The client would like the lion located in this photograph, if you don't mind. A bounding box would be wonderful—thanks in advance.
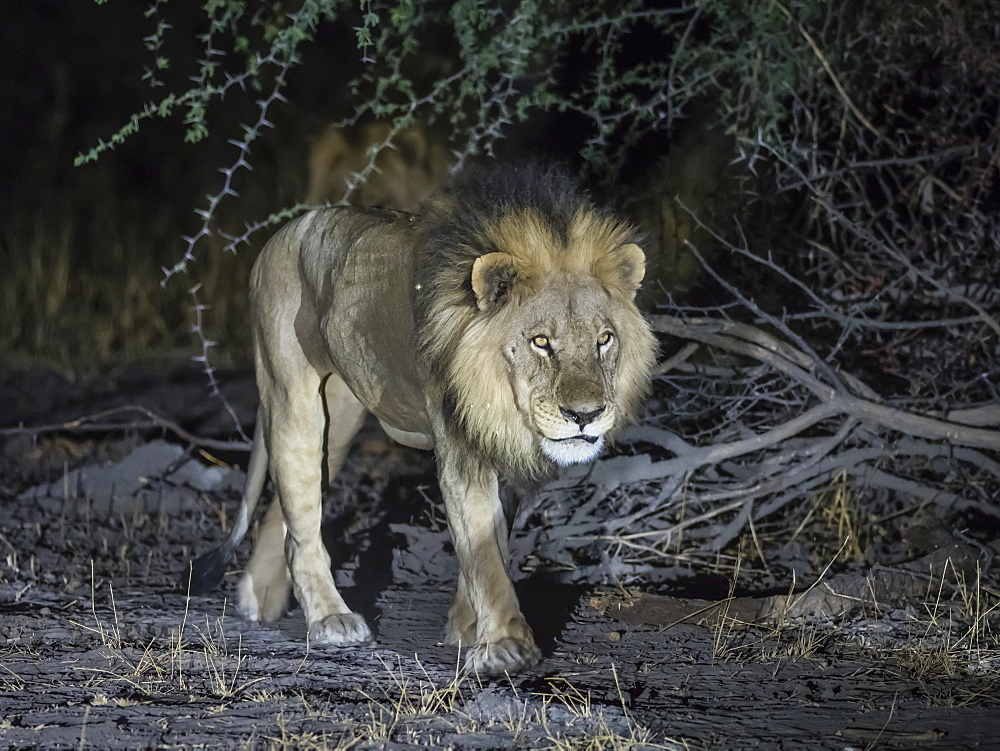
[306,122,451,211]
[189,163,658,675]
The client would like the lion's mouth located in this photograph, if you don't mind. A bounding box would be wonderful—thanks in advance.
[540,434,605,466]
[551,434,600,444]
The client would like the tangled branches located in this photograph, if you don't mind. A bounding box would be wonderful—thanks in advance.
[522,311,1000,583]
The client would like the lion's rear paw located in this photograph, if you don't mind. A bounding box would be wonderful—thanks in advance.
[308,613,373,645]
[237,571,291,623]
[445,601,477,646]
[464,637,542,675]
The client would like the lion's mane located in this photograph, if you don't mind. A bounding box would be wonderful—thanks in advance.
[414,164,657,480]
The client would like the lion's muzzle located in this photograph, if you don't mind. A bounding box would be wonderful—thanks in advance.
[559,404,606,428]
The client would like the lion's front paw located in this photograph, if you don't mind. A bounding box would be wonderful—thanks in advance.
[308,613,374,645]
[464,637,542,675]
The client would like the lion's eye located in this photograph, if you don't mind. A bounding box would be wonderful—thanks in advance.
[531,335,550,350]
[597,331,613,347]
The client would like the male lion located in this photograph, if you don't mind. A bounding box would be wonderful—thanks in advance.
[189,164,657,674]
[306,122,451,211]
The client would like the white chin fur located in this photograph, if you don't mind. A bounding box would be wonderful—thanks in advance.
[541,436,605,466]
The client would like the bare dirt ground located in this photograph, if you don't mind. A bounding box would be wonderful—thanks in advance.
[2,363,999,749]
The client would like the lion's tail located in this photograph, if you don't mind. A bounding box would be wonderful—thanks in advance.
[185,418,269,595]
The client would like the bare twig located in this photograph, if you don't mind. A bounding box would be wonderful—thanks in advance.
[0,405,252,453]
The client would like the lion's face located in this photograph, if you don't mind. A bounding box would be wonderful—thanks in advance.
[499,273,629,466]
[438,215,658,478]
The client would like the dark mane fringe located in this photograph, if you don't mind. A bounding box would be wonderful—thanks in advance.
[419,162,595,255]
[413,162,636,349]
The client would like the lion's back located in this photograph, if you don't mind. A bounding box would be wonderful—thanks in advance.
[252,207,430,429]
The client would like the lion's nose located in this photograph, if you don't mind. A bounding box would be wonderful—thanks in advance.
[560,405,606,428]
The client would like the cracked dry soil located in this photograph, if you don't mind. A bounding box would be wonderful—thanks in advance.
[1,364,999,749]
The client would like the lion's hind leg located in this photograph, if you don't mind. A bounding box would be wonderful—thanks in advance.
[238,497,291,622]
[263,370,370,644]
[445,574,477,647]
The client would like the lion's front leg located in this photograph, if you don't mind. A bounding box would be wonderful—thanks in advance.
[445,483,534,648]
[436,446,541,674]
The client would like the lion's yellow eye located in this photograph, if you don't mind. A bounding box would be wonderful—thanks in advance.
[531,335,550,349]
[597,331,613,346]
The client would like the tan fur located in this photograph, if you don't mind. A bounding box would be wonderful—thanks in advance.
[222,168,657,675]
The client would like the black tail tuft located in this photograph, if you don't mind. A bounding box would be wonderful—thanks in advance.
[185,545,234,595]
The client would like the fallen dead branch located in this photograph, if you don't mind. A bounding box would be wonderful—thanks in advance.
[0,405,253,453]
[527,307,1000,580]
[591,525,994,628]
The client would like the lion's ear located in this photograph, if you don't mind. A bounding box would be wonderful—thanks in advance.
[616,243,646,298]
[471,252,519,312]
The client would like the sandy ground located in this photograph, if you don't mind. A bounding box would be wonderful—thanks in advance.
[2,364,999,749]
